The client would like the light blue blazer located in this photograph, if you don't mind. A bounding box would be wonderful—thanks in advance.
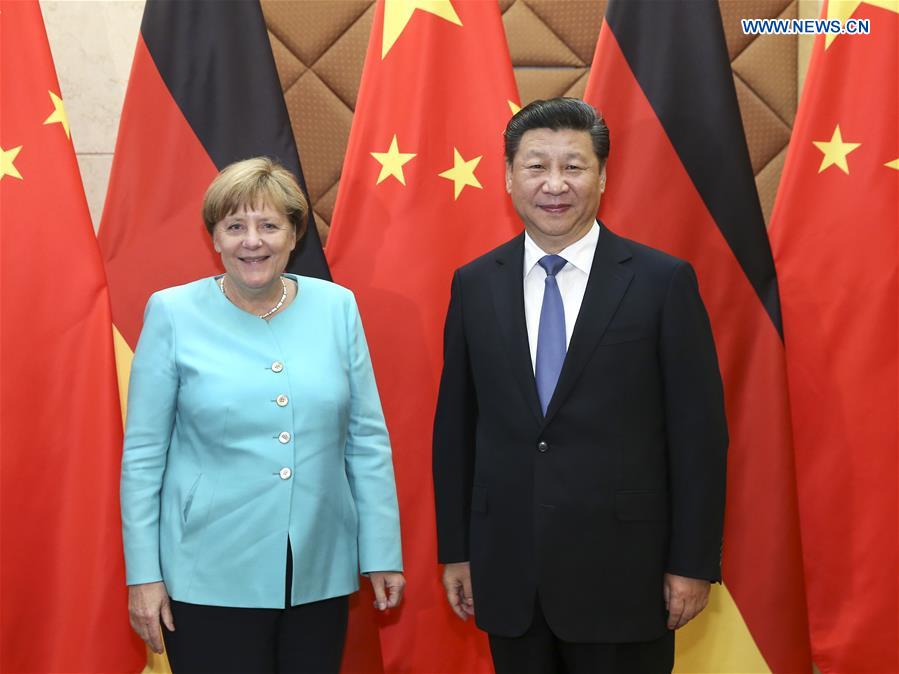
[121,274,402,608]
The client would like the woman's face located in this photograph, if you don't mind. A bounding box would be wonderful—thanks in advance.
[212,203,296,295]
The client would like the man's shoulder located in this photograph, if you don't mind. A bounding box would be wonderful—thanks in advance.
[605,226,689,273]
[449,226,690,280]
[455,232,524,278]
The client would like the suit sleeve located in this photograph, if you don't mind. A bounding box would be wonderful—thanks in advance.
[343,293,403,574]
[660,262,728,581]
[432,270,478,564]
[120,293,178,585]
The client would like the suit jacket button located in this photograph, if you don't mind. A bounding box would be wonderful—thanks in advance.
[537,441,549,452]
[279,467,292,480]
[271,361,284,373]
[276,394,289,407]
[278,431,291,444]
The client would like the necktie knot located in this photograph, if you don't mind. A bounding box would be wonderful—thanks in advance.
[538,254,567,278]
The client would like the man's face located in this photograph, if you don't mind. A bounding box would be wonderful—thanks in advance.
[505,128,605,253]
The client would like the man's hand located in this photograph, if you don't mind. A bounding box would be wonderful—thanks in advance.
[442,561,475,620]
[370,572,405,611]
[663,573,710,630]
[128,581,174,654]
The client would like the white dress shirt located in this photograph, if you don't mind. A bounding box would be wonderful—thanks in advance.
[523,222,600,373]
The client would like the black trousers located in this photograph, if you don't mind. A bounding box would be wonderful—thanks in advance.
[162,595,348,674]
[162,542,348,673]
[488,599,674,674]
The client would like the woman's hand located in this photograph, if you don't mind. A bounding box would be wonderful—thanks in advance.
[128,581,174,654]
[369,572,405,611]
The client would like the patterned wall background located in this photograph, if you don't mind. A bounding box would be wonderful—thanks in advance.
[262,0,799,245]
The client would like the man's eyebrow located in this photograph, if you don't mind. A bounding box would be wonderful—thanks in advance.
[520,149,590,159]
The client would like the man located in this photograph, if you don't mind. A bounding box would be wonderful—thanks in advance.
[432,98,727,673]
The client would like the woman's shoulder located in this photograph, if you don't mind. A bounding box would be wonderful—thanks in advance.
[285,274,355,305]
[146,277,217,310]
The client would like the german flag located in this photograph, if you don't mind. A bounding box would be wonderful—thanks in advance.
[584,2,812,672]
[100,0,328,352]
[98,2,330,671]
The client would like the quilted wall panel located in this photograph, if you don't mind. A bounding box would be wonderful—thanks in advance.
[263,0,799,244]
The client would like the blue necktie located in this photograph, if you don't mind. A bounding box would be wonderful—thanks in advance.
[535,255,568,415]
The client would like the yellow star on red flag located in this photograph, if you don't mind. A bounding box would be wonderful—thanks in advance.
[438,147,482,199]
[812,125,861,174]
[43,91,71,139]
[825,0,899,48]
[1,145,24,181]
[382,0,462,58]
[371,134,417,185]
[885,158,899,170]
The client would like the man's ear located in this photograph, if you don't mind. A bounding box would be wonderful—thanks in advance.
[505,162,512,193]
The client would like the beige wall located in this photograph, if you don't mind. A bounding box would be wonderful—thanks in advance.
[41,0,145,232]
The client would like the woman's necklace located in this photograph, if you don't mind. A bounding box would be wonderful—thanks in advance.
[218,275,287,319]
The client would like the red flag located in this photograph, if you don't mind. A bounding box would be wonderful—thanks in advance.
[327,1,519,671]
[584,2,811,672]
[0,2,144,671]
[769,3,899,672]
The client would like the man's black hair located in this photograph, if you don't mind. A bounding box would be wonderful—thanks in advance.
[504,97,609,165]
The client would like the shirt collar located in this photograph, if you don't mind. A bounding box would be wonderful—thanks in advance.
[523,221,601,277]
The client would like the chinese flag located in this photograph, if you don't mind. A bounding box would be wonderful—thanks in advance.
[769,3,899,672]
[584,2,811,672]
[326,1,519,671]
[0,2,144,672]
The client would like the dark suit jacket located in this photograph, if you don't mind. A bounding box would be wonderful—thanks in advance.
[433,225,727,642]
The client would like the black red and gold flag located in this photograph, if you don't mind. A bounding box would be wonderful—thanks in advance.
[0,2,144,672]
[100,0,329,352]
[98,2,331,671]
[584,2,812,672]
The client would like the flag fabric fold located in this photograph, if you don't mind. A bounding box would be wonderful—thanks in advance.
[0,2,144,672]
[584,2,812,672]
[327,1,520,671]
[769,3,898,672]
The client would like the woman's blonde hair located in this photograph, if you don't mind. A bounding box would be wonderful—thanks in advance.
[202,157,309,239]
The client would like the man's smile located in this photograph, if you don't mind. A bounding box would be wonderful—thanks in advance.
[538,204,571,214]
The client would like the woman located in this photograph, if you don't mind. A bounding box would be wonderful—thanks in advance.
[121,157,404,673]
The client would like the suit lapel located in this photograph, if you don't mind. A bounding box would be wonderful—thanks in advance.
[489,234,544,424]
[542,227,634,427]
